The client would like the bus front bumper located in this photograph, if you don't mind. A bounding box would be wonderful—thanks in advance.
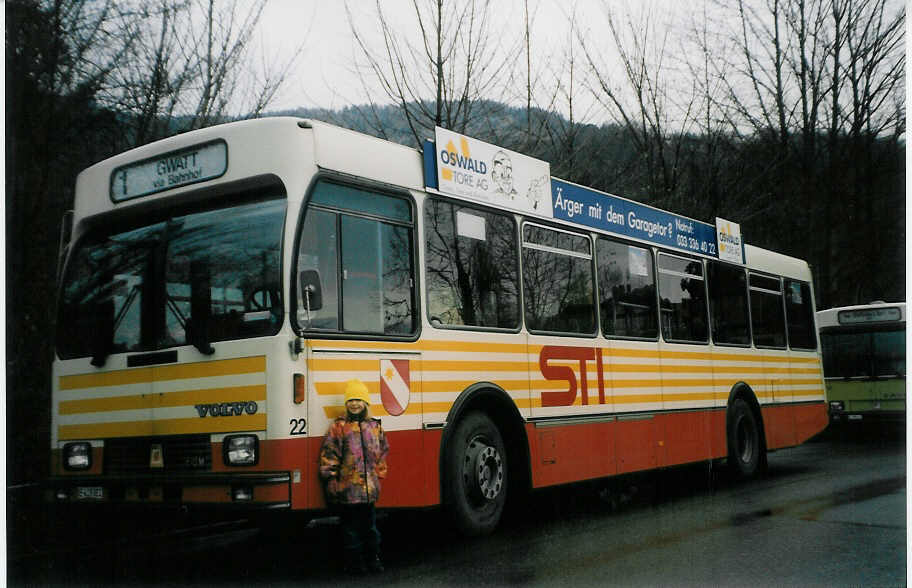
[47,472,291,510]
[828,400,906,424]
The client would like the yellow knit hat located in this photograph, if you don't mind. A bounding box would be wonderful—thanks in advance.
[344,379,370,404]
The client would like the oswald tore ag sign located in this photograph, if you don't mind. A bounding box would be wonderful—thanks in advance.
[430,127,552,217]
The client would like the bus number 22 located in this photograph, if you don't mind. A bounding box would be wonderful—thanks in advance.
[289,418,307,436]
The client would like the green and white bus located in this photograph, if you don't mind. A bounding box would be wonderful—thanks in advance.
[817,302,906,425]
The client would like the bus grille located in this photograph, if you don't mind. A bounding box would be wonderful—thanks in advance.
[104,435,212,473]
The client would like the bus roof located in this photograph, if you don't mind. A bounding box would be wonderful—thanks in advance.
[72,116,811,280]
[816,302,907,329]
[74,117,423,221]
[817,302,906,330]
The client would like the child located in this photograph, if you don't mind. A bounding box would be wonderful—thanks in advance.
[319,379,390,574]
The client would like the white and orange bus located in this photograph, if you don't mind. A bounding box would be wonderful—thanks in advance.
[50,118,827,534]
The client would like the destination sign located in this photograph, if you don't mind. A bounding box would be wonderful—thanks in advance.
[837,307,902,325]
[550,179,720,258]
[110,140,227,202]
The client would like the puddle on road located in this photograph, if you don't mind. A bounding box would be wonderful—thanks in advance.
[727,476,906,527]
[796,476,906,523]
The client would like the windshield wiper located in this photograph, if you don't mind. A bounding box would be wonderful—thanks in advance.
[166,291,214,355]
[187,260,215,355]
[90,298,115,367]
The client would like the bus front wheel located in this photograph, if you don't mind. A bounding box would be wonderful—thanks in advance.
[727,398,765,478]
[445,411,508,536]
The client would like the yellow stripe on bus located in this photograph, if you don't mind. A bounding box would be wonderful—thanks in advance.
[417,360,530,372]
[308,358,379,371]
[314,376,822,397]
[58,384,267,415]
[309,339,528,353]
[59,356,266,391]
[59,367,154,391]
[306,361,820,378]
[152,357,266,382]
[57,414,267,440]
[318,388,823,416]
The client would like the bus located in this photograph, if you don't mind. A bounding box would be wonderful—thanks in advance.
[817,302,906,426]
[49,117,828,535]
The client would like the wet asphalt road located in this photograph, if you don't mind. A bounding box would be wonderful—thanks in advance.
[10,429,906,587]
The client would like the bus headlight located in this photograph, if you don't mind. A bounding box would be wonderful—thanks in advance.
[829,401,845,412]
[224,435,258,466]
[63,442,92,471]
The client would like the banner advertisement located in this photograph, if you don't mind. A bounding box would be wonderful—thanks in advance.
[551,178,719,258]
[433,127,551,216]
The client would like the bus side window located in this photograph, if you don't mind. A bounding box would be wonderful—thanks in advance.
[657,253,708,343]
[596,238,658,339]
[521,224,596,335]
[873,329,906,377]
[749,273,786,348]
[296,207,340,330]
[707,261,750,345]
[424,198,519,329]
[784,280,816,350]
[295,181,416,336]
[341,215,414,334]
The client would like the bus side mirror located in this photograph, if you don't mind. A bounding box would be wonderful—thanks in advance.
[299,269,323,311]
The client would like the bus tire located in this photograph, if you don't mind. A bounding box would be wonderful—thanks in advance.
[727,398,764,478]
[445,411,508,536]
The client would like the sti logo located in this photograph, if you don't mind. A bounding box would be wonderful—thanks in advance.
[538,346,608,407]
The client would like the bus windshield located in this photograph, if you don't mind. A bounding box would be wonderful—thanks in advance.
[820,327,906,379]
[57,196,286,360]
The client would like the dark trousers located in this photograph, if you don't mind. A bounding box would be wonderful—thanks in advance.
[338,503,380,561]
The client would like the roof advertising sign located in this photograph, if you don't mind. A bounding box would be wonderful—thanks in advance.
[432,127,551,216]
[716,217,745,264]
[423,129,739,261]
[550,178,720,258]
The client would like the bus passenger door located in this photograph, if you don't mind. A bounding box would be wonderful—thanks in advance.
[306,347,424,507]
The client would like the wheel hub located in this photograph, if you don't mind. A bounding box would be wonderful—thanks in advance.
[737,416,755,463]
[463,437,504,501]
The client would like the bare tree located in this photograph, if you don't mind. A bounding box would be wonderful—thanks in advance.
[704,0,904,306]
[581,2,699,208]
[101,0,303,145]
[539,5,602,183]
[345,0,518,146]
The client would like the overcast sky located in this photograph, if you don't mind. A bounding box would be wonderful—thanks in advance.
[255,0,699,115]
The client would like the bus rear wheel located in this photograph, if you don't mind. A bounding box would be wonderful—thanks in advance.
[445,411,507,536]
[727,398,765,478]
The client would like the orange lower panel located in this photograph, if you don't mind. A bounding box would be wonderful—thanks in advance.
[761,403,828,449]
[530,403,827,489]
[790,402,829,445]
[232,429,443,510]
[50,403,827,509]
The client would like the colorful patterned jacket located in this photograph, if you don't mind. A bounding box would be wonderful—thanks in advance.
[319,416,389,505]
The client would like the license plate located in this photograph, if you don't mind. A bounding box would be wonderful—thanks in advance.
[76,486,104,500]
[847,414,863,421]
